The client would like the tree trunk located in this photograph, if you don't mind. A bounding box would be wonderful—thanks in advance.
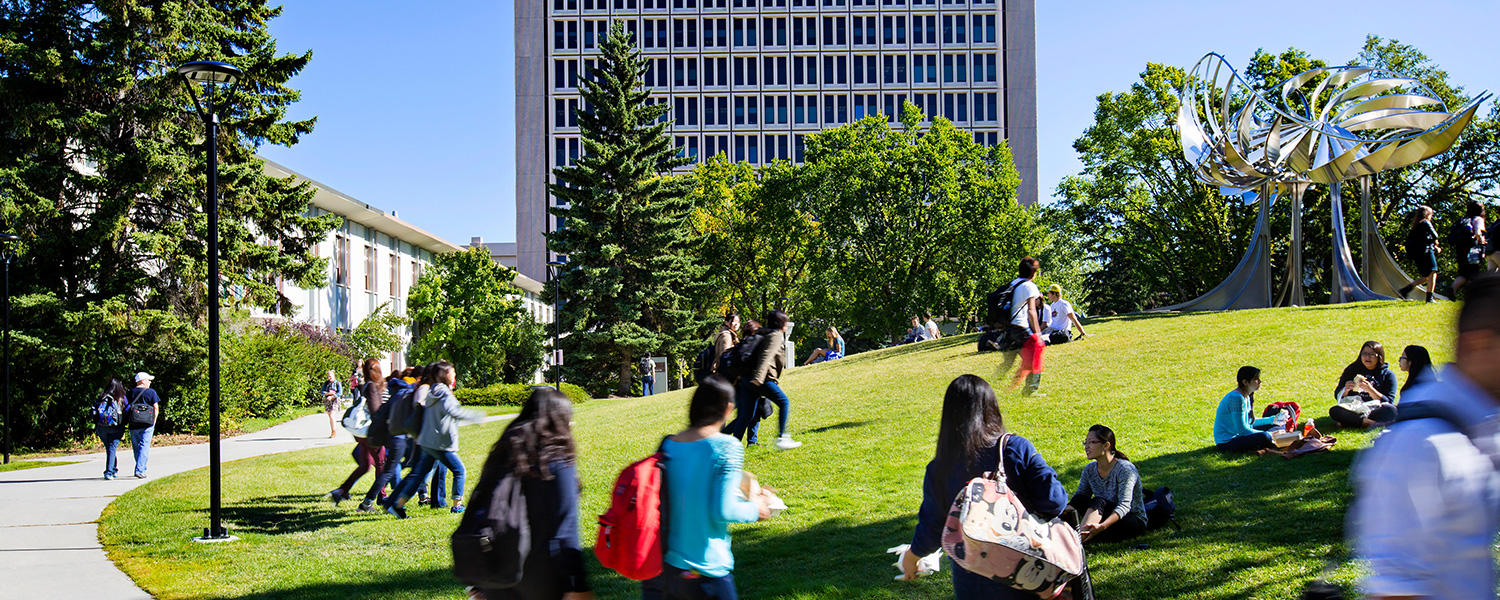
[618,354,632,397]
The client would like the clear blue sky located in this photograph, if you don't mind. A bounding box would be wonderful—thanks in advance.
[260,1,1500,245]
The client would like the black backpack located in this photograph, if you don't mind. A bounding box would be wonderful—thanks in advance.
[984,279,1023,329]
[386,384,420,436]
[716,331,765,383]
[125,388,156,428]
[692,343,717,383]
[1141,486,1179,531]
[366,398,393,446]
[1447,220,1475,251]
[452,473,530,589]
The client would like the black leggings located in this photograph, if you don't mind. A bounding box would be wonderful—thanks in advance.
[1216,432,1274,453]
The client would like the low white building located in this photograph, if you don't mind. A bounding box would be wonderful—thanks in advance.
[255,158,464,370]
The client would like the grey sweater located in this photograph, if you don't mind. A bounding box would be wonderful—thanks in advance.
[1073,458,1146,522]
[415,383,485,452]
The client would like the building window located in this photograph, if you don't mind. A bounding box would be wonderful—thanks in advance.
[792,16,817,47]
[941,92,968,122]
[705,56,729,87]
[582,19,610,49]
[941,14,966,44]
[793,94,818,124]
[764,95,790,124]
[334,235,349,286]
[974,53,998,82]
[733,17,757,47]
[763,56,788,86]
[913,92,938,119]
[822,94,848,124]
[733,56,758,87]
[883,93,905,121]
[674,96,700,125]
[643,18,669,48]
[553,59,579,90]
[704,96,730,126]
[673,17,698,48]
[675,135,700,159]
[822,16,847,46]
[553,0,579,10]
[882,15,906,45]
[853,54,878,85]
[794,133,806,162]
[704,17,728,48]
[913,54,937,83]
[975,92,999,122]
[912,14,937,45]
[646,58,669,88]
[822,55,847,86]
[389,254,399,296]
[943,53,967,83]
[762,16,787,47]
[793,55,818,85]
[974,13,997,43]
[734,95,760,125]
[733,134,759,162]
[704,134,730,160]
[852,15,877,46]
[853,93,879,120]
[673,57,699,87]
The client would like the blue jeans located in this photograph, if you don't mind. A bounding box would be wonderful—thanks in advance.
[643,377,655,396]
[726,380,790,444]
[365,435,406,503]
[393,446,466,504]
[129,426,154,476]
[641,566,738,600]
[98,428,123,478]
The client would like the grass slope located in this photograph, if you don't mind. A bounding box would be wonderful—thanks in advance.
[100,301,1454,600]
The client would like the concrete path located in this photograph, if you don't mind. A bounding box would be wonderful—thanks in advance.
[0,411,514,599]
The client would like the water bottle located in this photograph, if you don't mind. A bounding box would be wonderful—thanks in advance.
[1303,417,1316,437]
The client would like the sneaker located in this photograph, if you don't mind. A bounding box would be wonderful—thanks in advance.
[103,474,115,481]
[356,500,377,513]
[326,489,349,506]
[774,436,802,450]
[134,473,147,479]
[451,504,466,514]
[386,504,408,519]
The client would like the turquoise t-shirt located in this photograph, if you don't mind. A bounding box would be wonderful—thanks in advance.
[1213,390,1275,445]
[662,434,760,577]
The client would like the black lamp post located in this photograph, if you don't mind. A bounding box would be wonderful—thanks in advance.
[177,60,242,543]
[1,232,17,465]
[547,259,566,386]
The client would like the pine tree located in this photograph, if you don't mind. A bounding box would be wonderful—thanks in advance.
[547,22,709,396]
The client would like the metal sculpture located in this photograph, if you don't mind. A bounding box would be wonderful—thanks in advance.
[1166,53,1489,311]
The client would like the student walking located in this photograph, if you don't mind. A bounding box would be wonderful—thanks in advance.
[643,376,772,600]
[387,361,485,518]
[725,310,801,450]
[1399,205,1441,302]
[1454,200,1489,295]
[899,374,1069,599]
[997,257,1047,395]
[640,356,656,397]
[1068,425,1147,544]
[125,372,161,478]
[328,359,387,506]
[93,378,128,480]
[321,369,343,438]
[1350,274,1500,597]
[711,314,740,374]
[360,369,414,512]
[468,387,594,600]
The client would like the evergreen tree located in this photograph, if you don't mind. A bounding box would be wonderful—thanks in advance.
[547,22,707,396]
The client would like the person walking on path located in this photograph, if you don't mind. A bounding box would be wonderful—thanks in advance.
[899,374,1069,598]
[93,378,128,480]
[642,376,772,600]
[640,356,656,396]
[1454,201,1489,295]
[125,372,161,478]
[328,359,387,506]
[997,257,1047,396]
[387,361,485,518]
[1399,205,1441,302]
[321,369,343,438]
[726,310,801,450]
[469,387,594,600]
[1350,274,1500,598]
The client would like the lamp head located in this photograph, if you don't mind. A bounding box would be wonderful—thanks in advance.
[0,234,19,243]
[176,61,243,85]
[547,260,566,267]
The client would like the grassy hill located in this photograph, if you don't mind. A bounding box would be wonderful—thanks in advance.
[100,301,1456,599]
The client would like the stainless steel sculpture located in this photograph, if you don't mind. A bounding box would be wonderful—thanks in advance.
[1166,53,1489,311]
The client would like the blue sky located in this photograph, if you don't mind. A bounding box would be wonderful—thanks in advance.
[260,1,1500,245]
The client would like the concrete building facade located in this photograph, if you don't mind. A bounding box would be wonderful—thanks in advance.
[515,0,1037,282]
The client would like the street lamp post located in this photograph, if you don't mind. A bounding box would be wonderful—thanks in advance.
[1,232,18,465]
[177,60,242,543]
[547,260,566,386]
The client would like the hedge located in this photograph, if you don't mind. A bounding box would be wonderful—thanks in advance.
[455,382,591,407]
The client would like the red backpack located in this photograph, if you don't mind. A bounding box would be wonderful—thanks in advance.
[595,438,669,581]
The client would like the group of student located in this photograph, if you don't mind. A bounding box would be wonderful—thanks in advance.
[704,311,803,450]
[1212,341,1436,455]
[1400,200,1495,301]
[902,313,944,344]
[324,359,485,516]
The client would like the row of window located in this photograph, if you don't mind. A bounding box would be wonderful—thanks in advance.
[553,92,1001,162]
[553,0,995,11]
[329,235,424,296]
[554,13,998,51]
[554,53,999,90]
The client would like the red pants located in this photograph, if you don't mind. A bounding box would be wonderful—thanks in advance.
[1013,333,1045,386]
[338,437,386,494]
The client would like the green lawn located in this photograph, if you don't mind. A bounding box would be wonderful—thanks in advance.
[100,301,1454,599]
[0,459,81,472]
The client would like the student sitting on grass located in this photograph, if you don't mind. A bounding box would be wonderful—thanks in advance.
[1067,424,1147,544]
[1328,341,1398,428]
[802,326,846,365]
[1213,366,1280,454]
[1397,344,1436,396]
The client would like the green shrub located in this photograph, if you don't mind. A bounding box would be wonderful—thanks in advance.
[219,318,352,425]
[456,382,592,407]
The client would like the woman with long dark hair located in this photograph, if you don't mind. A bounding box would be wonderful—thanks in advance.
[725,310,801,450]
[1329,341,1398,428]
[470,387,593,600]
[1400,205,1440,302]
[900,375,1068,598]
[1398,345,1435,396]
[95,378,129,480]
[387,361,484,518]
[327,359,387,505]
[1068,425,1146,544]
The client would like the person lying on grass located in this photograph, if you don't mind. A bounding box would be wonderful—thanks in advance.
[1067,424,1147,544]
[1213,366,1283,456]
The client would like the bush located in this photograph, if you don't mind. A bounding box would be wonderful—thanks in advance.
[220,319,353,426]
[456,382,591,407]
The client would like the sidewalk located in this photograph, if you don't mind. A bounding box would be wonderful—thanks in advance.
[0,411,514,599]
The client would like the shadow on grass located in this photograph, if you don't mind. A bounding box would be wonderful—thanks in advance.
[216,494,364,535]
[214,566,457,600]
[805,420,878,434]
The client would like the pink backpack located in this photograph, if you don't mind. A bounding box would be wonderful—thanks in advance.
[941,434,1085,598]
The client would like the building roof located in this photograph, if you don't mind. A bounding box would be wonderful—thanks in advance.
[260,157,464,255]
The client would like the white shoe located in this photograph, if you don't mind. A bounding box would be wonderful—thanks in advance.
[774,436,802,450]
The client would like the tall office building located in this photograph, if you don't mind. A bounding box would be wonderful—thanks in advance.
[516,0,1036,282]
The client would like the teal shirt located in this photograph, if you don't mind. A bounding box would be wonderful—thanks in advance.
[1213,390,1275,445]
[662,434,760,577]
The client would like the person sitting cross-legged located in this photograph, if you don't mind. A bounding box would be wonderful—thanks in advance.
[1328,341,1398,428]
[1213,366,1280,455]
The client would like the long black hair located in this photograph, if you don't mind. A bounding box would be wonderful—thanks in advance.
[690,376,736,428]
[102,377,126,401]
[1087,424,1128,461]
[1400,345,1434,394]
[1348,341,1386,373]
[480,386,577,481]
[933,375,1005,466]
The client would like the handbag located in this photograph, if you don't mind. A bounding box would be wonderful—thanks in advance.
[941,434,1085,598]
[341,396,372,437]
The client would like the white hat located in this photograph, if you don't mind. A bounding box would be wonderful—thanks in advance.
[134,372,154,383]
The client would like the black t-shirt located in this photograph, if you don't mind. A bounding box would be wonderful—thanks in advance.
[125,387,162,429]
[1406,220,1438,253]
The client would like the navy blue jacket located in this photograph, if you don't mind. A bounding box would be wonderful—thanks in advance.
[910,434,1068,557]
[481,460,590,597]
[1334,362,1398,403]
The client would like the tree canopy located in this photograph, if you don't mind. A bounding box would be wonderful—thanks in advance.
[407,247,545,387]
